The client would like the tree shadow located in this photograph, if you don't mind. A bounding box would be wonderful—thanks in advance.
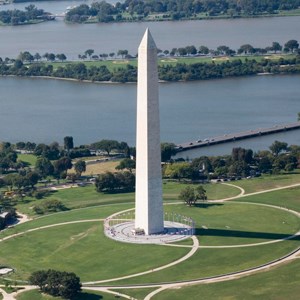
[74,292,103,300]
[194,203,224,209]
[195,228,300,240]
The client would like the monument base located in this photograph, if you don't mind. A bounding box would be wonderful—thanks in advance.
[104,220,194,244]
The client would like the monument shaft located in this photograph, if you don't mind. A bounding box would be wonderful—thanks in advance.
[135,29,164,235]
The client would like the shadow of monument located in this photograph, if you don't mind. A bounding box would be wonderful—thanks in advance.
[195,228,300,240]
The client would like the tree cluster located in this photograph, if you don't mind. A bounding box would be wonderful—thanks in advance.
[0,5,49,25]
[29,269,81,299]
[163,141,300,181]
[0,54,299,83]
[1,43,299,83]
[65,0,300,23]
[95,171,135,193]
[91,139,130,156]
[178,185,207,206]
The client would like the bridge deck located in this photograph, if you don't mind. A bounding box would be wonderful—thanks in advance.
[176,122,300,152]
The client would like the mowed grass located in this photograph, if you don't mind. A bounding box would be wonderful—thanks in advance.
[165,203,300,246]
[49,53,296,72]
[16,289,117,300]
[108,239,300,286]
[0,203,133,239]
[232,172,300,194]
[16,181,240,216]
[0,222,189,281]
[155,259,300,300]
[111,288,156,300]
[17,154,37,166]
[235,185,300,213]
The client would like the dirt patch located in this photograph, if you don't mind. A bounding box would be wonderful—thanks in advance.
[112,60,129,64]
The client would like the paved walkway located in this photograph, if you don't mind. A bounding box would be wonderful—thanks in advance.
[1,181,299,300]
[84,236,199,285]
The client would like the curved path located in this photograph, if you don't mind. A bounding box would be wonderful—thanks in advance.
[1,181,299,299]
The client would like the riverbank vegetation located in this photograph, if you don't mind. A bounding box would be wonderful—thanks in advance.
[0,5,53,26]
[1,135,300,219]
[0,40,299,83]
[65,0,300,23]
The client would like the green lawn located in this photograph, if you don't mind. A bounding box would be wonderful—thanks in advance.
[49,53,296,72]
[111,288,157,300]
[111,239,300,286]
[235,185,300,213]
[17,154,37,166]
[16,181,240,216]
[1,173,299,296]
[165,202,300,246]
[155,259,300,300]
[16,289,118,300]
[232,172,300,194]
[0,222,189,281]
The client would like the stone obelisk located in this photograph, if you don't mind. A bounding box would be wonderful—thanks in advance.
[135,28,164,235]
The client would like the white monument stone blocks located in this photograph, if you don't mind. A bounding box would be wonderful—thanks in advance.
[135,29,164,235]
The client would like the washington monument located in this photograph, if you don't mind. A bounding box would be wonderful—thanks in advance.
[135,29,164,235]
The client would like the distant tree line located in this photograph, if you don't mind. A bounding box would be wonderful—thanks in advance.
[1,54,299,83]
[65,0,300,23]
[163,141,300,181]
[0,5,51,25]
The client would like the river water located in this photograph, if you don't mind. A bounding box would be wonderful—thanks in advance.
[0,75,299,156]
[0,2,299,156]
[0,1,299,59]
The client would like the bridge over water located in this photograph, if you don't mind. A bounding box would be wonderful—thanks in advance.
[176,122,300,152]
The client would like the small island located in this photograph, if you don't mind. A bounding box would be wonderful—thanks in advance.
[0,4,54,26]
[0,39,299,83]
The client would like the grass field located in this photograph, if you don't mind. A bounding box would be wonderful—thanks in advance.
[16,289,116,300]
[15,181,241,216]
[231,171,300,193]
[49,53,296,72]
[156,259,300,300]
[17,154,37,166]
[1,201,299,283]
[0,222,189,281]
[235,185,300,213]
[0,173,299,299]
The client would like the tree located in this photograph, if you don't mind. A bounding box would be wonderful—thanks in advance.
[29,269,81,299]
[284,40,299,53]
[178,185,206,206]
[161,143,177,162]
[35,157,54,178]
[237,44,254,54]
[64,136,74,152]
[269,141,288,156]
[271,42,282,53]
[115,158,135,173]
[56,53,67,62]
[117,49,128,58]
[84,49,94,58]
[34,52,41,61]
[74,160,86,176]
[26,171,39,188]
[198,45,209,55]
[92,139,119,156]
[53,157,72,179]
[196,185,207,201]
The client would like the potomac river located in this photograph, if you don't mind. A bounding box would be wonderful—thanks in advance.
[0,74,299,157]
[0,2,300,156]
